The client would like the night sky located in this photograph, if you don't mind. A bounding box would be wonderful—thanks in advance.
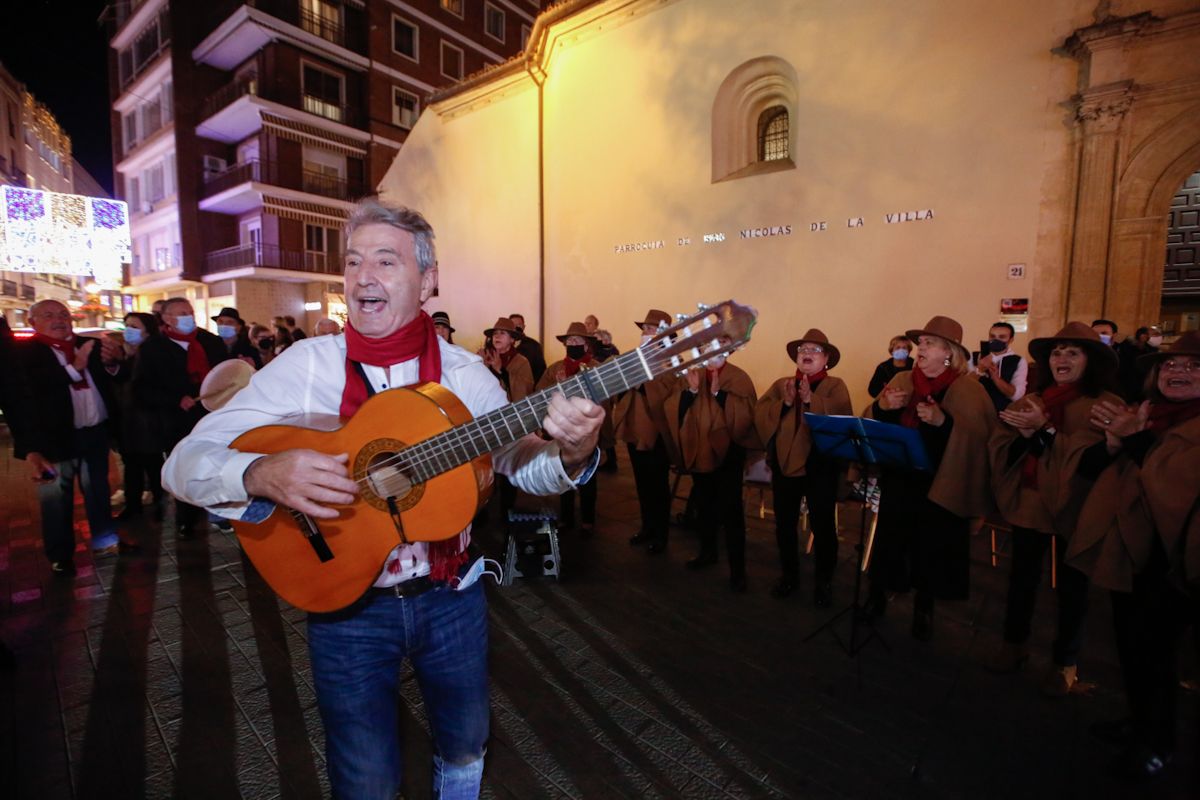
[3,0,114,195]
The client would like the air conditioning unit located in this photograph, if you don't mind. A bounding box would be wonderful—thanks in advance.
[202,155,228,177]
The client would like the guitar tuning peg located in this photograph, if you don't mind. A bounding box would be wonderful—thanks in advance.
[675,313,688,321]
[697,302,708,311]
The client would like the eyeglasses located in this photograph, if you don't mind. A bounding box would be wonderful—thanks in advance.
[795,346,824,355]
[1161,359,1200,373]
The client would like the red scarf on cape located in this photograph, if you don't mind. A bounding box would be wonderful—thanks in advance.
[562,353,593,377]
[340,312,464,582]
[1021,382,1082,488]
[900,368,958,428]
[165,328,212,387]
[34,333,89,391]
[1147,397,1200,435]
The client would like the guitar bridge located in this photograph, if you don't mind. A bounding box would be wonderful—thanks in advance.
[288,508,334,562]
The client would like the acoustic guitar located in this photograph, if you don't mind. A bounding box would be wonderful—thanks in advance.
[231,300,757,611]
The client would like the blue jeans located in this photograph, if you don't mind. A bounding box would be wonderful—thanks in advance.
[308,579,489,800]
[37,424,118,562]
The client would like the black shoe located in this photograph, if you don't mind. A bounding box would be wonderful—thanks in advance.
[1111,745,1172,781]
[175,524,196,540]
[686,554,717,570]
[115,506,143,521]
[1090,718,1134,748]
[729,575,747,593]
[50,560,76,576]
[629,531,652,545]
[646,540,666,555]
[813,582,833,608]
[911,610,933,642]
[769,578,798,599]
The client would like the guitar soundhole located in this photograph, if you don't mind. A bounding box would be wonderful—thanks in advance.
[355,438,425,513]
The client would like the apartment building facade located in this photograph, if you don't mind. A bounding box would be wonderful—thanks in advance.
[108,0,540,333]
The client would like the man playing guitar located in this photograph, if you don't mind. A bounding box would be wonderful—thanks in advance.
[162,199,604,799]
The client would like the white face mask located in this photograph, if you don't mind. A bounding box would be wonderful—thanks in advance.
[640,334,654,346]
[1148,335,1163,347]
[707,355,726,371]
[453,556,504,591]
[892,348,909,361]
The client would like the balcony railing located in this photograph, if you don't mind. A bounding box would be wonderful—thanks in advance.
[298,6,345,48]
[203,158,366,202]
[205,242,341,276]
[200,75,362,128]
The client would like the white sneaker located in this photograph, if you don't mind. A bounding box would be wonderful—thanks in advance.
[110,489,126,505]
[141,491,154,504]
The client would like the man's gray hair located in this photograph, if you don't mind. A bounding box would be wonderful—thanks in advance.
[345,198,437,273]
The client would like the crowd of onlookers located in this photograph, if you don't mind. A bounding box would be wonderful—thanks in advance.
[0,297,1195,782]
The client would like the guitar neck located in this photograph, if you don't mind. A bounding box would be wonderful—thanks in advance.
[401,348,660,482]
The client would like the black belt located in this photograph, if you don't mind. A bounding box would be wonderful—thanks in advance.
[367,575,436,599]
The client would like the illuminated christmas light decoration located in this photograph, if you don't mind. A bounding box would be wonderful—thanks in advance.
[0,186,130,290]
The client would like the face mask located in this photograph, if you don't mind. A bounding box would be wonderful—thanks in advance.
[173,315,196,335]
[1148,335,1163,347]
[1098,334,1112,345]
[217,324,237,340]
[453,556,504,591]
[123,327,144,345]
[707,356,726,370]
[258,337,274,351]
[565,344,586,360]
[987,339,1007,354]
[892,348,909,361]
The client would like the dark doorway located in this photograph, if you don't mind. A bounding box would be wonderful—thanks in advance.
[1160,168,1200,337]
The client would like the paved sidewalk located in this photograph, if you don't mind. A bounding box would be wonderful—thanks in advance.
[0,429,1196,799]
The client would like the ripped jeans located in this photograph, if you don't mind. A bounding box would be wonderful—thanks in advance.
[308,579,489,799]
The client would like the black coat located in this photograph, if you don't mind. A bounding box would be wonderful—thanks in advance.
[12,335,123,462]
[133,330,230,446]
[222,334,263,369]
[0,322,37,455]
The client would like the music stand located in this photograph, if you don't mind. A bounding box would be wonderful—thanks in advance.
[801,414,930,657]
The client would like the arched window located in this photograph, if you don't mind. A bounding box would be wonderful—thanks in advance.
[757,106,789,162]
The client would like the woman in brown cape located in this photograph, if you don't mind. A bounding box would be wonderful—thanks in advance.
[754,329,852,606]
[1066,331,1200,780]
[987,322,1120,695]
[665,341,758,591]
[864,316,994,640]
[536,321,602,535]
[482,317,535,516]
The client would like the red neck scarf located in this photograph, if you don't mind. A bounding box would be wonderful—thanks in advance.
[562,353,593,378]
[165,328,212,388]
[34,333,89,391]
[340,313,442,417]
[1146,397,1200,435]
[341,312,465,583]
[901,368,959,428]
[497,347,518,370]
[1021,382,1082,488]
[795,368,828,387]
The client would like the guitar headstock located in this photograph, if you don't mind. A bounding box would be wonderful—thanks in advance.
[639,300,758,377]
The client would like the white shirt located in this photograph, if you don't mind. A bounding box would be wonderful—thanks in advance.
[48,346,108,429]
[162,334,587,585]
[978,347,1028,402]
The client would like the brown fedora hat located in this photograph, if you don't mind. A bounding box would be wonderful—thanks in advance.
[1139,329,1200,366]
[484,317,517,336]
[906,315,969,358]
[635,309,671,331]
[555,321,597,342]
[1029,321,1117,369]
[785,328,841,368]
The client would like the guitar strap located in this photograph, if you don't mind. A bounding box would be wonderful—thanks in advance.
[351,361,378,398]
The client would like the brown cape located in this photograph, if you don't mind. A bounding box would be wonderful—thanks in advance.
[664,363,759,473]
[612,372,679,453]
[502,353,534,402]
[865,370,995,519]
[1067,415,1200,593]
[989,391,1121,536]
[754,375,852,477]
[536,357,614,445]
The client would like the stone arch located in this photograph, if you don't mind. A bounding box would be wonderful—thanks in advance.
[1105,101,1200,328]
[711,56,798,183]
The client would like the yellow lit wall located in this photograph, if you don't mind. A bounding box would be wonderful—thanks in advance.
[379,0,1183,408]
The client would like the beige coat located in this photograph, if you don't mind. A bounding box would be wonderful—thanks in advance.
[665,363,759,473]
[1067,415,1200,593]
[865,370,995,519]
[989,391,1121,536]
[754,375,852,477]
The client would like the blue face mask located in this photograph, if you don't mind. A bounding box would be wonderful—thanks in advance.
[173,314,196,335]
[453,557,504,591]
[217,324,238,340]
[123,327,144,345]
[892,348,909,361]
[1098,333,1112,345]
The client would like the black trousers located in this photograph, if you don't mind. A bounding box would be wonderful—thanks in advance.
[691,449,747,579]
[628,440,671,543]
[121,450,164,510]
[1001,527,1090,666]
[869,471,970,602]
[1110,545,1196,754]
[771,459,839,584]
[559,471,597,528]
